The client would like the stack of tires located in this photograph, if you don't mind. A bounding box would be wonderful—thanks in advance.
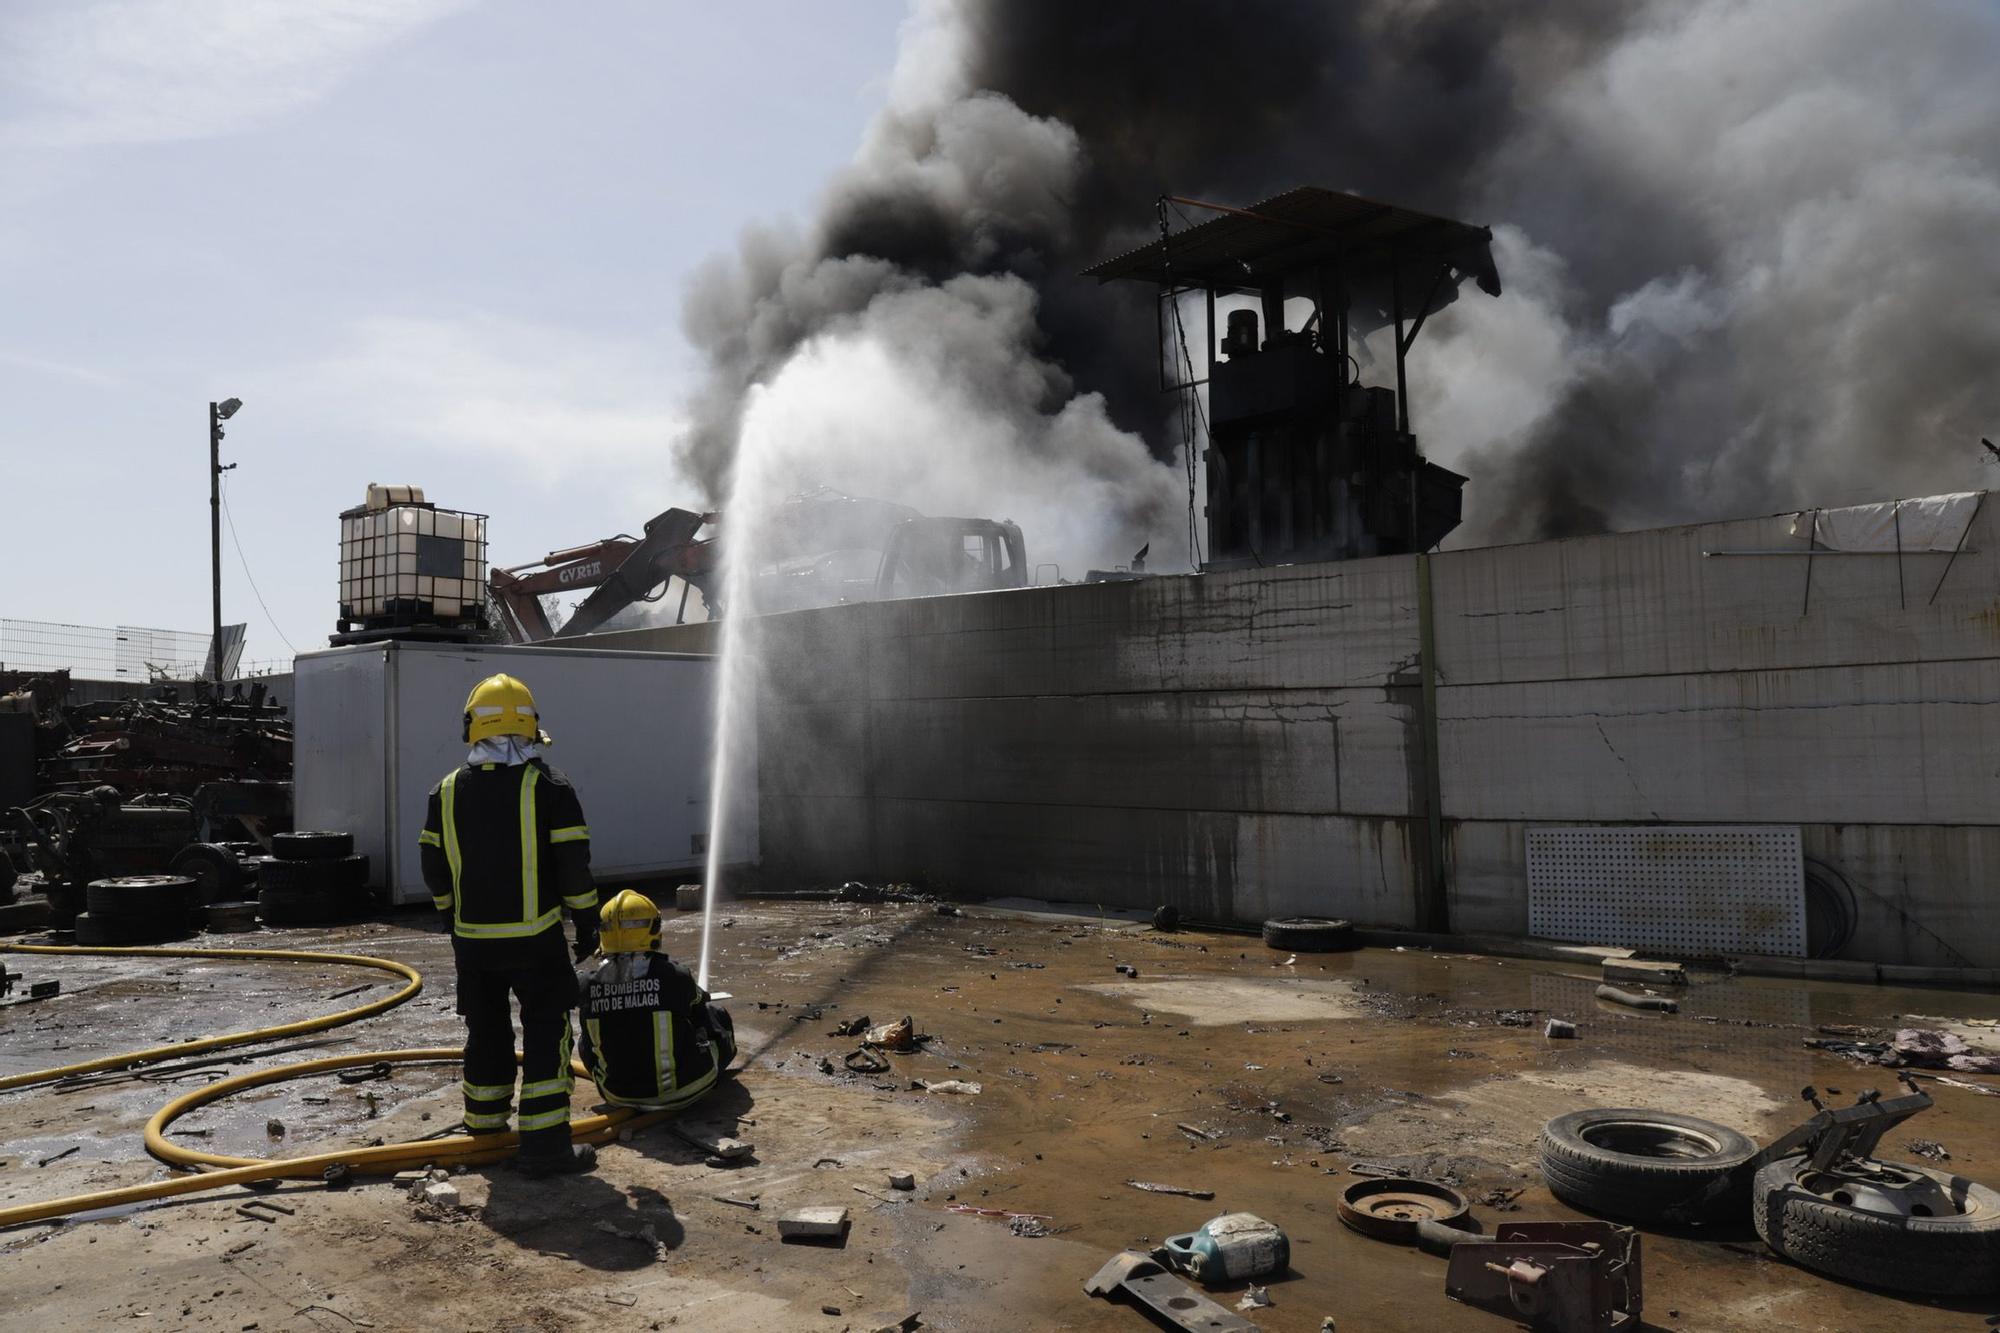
[257,831,370,926]
[73,875,200,945]
[167,841,262,933]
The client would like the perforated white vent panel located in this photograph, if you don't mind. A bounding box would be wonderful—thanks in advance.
[1526,826,1805,958]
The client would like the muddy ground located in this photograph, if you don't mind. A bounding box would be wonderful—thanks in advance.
[2,900,1998,1332]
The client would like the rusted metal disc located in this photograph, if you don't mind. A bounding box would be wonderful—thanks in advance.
[1337,1177,1471,1242]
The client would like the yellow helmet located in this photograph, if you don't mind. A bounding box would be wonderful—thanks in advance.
[600,889,662,954]
[463,673,538,744]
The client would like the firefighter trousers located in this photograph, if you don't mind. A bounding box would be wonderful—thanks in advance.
[455,952,578,1158]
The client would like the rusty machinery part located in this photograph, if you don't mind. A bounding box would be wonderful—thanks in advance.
[270,830,354,861]
[0,1048,672,1230]
[1082,1250,1257,1332]
[1260,916,1354,952]
[1337,1177,1478,1256]
[0,942,423,1093]
[167,842,249,904]
[1539,1109,1758,1226]
[1443,1221,1643,1333]
[1751,1154,2000,1296]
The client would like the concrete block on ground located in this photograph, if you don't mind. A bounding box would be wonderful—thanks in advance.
[1603,958,1688,986]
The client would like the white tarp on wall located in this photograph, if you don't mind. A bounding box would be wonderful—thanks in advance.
[1790,491,1982,552]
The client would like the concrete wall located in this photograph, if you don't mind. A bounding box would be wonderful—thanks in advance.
[594,496,2000,968]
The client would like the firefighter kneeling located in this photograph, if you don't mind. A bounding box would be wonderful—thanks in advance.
[577,890,736,1109]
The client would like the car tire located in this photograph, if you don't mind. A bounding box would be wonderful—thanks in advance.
[85,875,200,919]
[1539,1108,1759,1225]
[1753,1154,2000,1296]
[1261,917,1355,952]
[169,843,246,904]
[271,831,354,861]
[256,855,368,894]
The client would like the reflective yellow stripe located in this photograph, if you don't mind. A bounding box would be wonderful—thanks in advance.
[600,1059,718,1111]
[453,908,561,940]
[463,1110,511,1130]
[431,894,453,911]
[517,1106,570,1132]
[586,1017,609,1090]
[519,766,541,928]
[563,892,596,910]
[418,829,441,847]
[652,1009,672,1098]
[440,770,463,907]
[462,1079,514,1102]
[521,1078,568,1100]
[549,825,588,844]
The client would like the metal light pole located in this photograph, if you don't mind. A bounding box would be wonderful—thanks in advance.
[209,398,242,681]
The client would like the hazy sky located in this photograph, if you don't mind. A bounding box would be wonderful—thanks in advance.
[0,0,907,668]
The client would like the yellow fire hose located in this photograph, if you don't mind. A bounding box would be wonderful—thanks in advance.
[0,945,661,1230]
[0,943,426,1092]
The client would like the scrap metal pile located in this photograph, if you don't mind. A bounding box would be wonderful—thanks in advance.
[24,679,292,796]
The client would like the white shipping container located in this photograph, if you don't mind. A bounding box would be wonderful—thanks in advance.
[293,640,754,906]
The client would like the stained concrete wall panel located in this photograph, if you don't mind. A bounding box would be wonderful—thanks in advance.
[770,794,1423,927]
[1434,505,2000,685]
[1440,659,2000,825]
[846,689,1415,817]
[1803,823,2000,970]
[1442,821,1529,937]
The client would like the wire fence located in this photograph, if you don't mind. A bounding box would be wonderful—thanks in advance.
[0,619,231,682]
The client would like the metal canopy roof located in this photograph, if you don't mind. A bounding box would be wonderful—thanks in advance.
[1084,187,1501,299]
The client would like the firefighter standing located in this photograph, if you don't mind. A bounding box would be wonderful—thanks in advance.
[577,890,735,1110]
[420,673,600,1177]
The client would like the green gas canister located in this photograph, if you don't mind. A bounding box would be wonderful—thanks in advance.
[1155,1212,1289,1285]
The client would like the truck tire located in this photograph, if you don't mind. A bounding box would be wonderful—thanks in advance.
[256,855,368,894]
[74,909,192,946]
[85,875,200,919]
[1261,917,1355,952]
[271,831,354,861]
[259,886,364,926]
[1539,1108,1758,1225]
[169,843,246,904]
[1754,1155,2000,1296]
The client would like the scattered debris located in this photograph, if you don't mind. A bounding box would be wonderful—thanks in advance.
[1481,1186,1526,1211]
[1084,1250,1255,1332]
[1496,1009,1541,1027]
[1114,964,1137,977]
[1545,1019,1578,1040]
[1595,984,1679,1013]
[266,1119,286,1137]
[592,1219,670,1260]
[777,1207,851,1243]
[1905,1138,1952,1161]
[1602,958,1687,987]
[1235,1285,1272,1311]
[712,1194,761,1210]
[1157,1213,1289,1285]
[1809,1027,2000,1073]
[915,1079,982,1095]
[35,1145,79,1167]
[421,1181,461,1209]
[1009,1215,1054,1237]
[1444,1222,1643,1331]
[831,1015,871,1037]
[863,1016,919,1051]
[888,1171,916,1191]
[1124,1179,1214,1200]
[868,1315,923,1333]
[1176,1122,1221,1142]
[946,1204,1052,1221]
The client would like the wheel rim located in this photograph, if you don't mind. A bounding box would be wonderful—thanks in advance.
[1579,1119,1725,1160]
[1795,1160,1981,1220]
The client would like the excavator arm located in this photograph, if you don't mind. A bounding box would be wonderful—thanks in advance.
[488,508,718,642]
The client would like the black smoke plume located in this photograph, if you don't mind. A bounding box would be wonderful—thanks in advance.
[679,0,2000,549]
